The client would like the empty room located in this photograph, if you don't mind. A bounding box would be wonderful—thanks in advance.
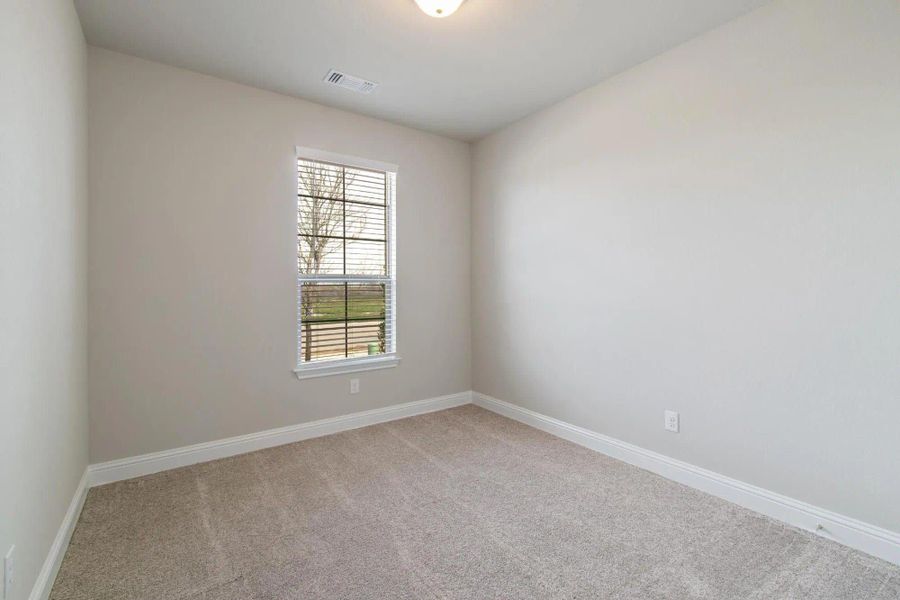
[3,0,900,598]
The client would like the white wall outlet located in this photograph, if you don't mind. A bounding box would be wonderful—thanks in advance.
[3,545,14,599]
[349,378,360,394]
[664,410,679,433]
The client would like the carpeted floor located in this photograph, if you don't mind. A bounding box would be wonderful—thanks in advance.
[51,405,900,599]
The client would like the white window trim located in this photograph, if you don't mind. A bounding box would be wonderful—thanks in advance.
[294,353,401,380]
[294,146,399,175]
[293,147,399,380]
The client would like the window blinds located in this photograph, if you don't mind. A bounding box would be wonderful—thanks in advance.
[296,157,396,365]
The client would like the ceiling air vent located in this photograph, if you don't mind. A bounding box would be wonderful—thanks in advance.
[323,69,378,94]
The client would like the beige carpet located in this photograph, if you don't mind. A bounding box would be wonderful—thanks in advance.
[51,405,900,599]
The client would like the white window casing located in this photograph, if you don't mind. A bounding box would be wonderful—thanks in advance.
[294,148,398,379]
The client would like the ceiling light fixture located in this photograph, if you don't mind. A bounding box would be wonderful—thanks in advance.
[414,0,465,18]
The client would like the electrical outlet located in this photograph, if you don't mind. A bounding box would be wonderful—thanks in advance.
[350,378,360,394]
[4,545,14,599]
[664,410,679,433]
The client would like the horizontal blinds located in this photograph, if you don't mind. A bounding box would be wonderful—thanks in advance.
[298,281,395,362]
[297,157,396,364]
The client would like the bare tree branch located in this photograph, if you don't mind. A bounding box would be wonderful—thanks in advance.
[297,162,366,361]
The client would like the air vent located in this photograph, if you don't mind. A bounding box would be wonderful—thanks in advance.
[323,69,378,94]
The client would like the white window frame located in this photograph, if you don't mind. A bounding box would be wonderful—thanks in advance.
[293,146,400,379]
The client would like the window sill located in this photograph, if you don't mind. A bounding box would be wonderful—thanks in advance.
[293,354,401,380]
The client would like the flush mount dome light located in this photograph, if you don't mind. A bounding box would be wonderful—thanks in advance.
[414,0,465,18]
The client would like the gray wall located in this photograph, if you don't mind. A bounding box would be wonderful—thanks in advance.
[88,48,472,462]
[0,1,89,598]
[472,0,900,532]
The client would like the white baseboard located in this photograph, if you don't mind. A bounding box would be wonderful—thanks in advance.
[30,393,470,598]
[29,468,89,600]
[472,392,900,567]
[34,388,898,600]
[88,391,472,487]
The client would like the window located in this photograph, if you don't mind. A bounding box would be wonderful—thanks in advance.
[294,148,398,378]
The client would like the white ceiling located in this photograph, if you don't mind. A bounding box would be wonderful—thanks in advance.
[74,0,769,141]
